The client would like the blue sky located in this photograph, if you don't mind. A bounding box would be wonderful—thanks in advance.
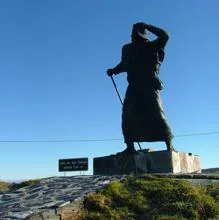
[0,1,218,180]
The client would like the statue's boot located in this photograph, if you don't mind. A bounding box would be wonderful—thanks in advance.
[118,142,137,154]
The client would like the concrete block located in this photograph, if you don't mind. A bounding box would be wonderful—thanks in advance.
[93,150,201,175]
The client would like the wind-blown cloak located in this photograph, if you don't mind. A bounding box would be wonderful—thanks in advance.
[113,27,173,143]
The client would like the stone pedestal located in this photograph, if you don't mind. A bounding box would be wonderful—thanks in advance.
[93,150,201,175]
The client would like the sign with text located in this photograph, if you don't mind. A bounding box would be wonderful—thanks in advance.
[59,157,88,172]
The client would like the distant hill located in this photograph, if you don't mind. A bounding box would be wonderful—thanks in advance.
[0,179,40,193]
[0,181,11,192]
[202,168,219,174]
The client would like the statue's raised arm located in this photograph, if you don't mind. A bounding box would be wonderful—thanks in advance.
[144,23,169,49]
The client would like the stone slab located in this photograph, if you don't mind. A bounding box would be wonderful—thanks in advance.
[93,150,201,175]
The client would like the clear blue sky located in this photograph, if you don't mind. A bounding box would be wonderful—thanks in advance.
[0,1,218,180]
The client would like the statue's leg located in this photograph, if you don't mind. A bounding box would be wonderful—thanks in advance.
[120,86,139,154]
[116,140,137,154]
[165,140,176,151]
[125,140,136,153]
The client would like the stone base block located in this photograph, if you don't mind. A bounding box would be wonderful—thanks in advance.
[93,150,201,175]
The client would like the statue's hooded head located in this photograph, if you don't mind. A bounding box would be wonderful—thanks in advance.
[131,22,148,43]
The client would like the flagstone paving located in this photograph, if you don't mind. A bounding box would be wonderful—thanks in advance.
[0,175,123,219]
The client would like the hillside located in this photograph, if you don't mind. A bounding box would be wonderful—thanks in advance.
[0,181,11,192]
[1,174,219,219]
[202,168,219,174]
[82,175,219,219]
[0,179,40,193]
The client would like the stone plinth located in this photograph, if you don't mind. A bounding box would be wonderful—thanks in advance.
[93,150,201,175]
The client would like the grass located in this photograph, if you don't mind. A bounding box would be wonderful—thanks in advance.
[81,175,219,220]
[0,181,12,192]
[0,179,41,192]
[10,179,41,190]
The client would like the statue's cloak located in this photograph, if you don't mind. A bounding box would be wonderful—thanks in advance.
[118,43,173,142]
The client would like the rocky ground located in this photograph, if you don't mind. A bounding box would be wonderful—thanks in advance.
[0,174,218,220]
[0,175,123,219]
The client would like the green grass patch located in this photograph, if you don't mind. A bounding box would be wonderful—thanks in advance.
[82,175,219,219]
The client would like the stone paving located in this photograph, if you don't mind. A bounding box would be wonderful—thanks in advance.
[0,175,123,219]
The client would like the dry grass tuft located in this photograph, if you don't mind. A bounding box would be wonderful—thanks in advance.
[0,181,12,192]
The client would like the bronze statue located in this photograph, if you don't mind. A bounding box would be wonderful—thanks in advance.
[107,22,175,153]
